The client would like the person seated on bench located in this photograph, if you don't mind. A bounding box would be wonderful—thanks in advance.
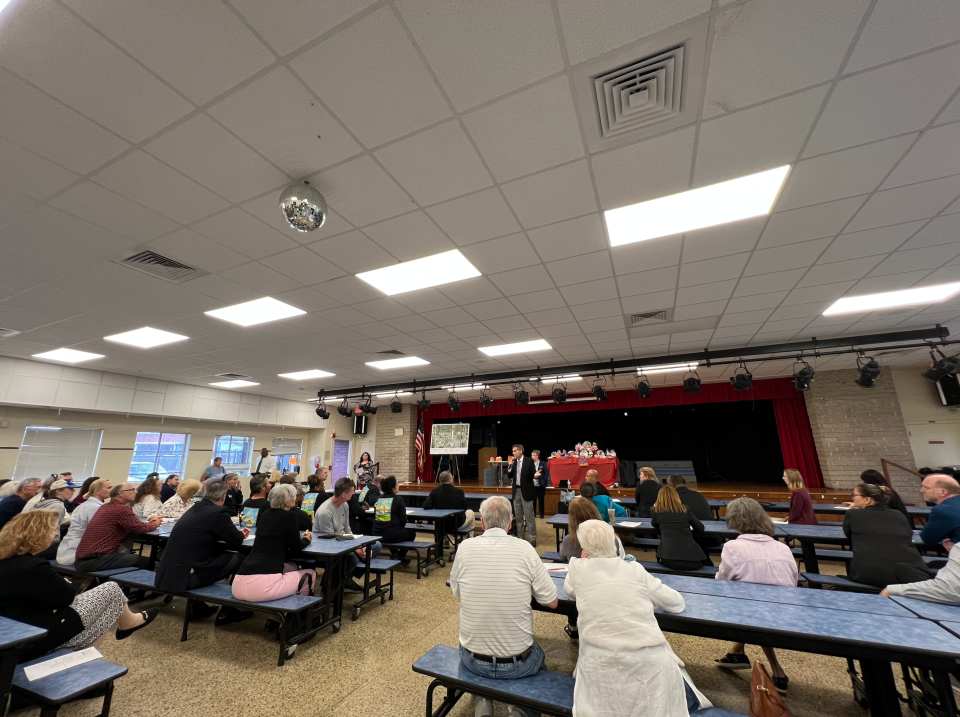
[279,474,311,531]
[223,473,244,516]
[0,478,42,532]
[882,542,960,602]
[158,478,201,520]
[635,467,661,518]
[844,482,932,588]
[423,470,475,537]
[233,483,316,603]
[359,474,380,509]
[57,479,112,565]
[313,478,381,592]
[651,484,709,571]
[31,478,74,531]
[919,474,960,548]
[666,475,711,520]
[579,482,624,524]
[156,481,253,625]
[243,474,272,513]
[856,469,909,523]
[160,473,179,503]
[70,477,98,509]
[564,519,690,717]
[371,476,416,566]
[132,475,163,520]
[583,469,609,497]
[783,469,817,525]
[449,496,558,717]
[715,497,796,694]
[76,483,161,573]
[0,511,158,662]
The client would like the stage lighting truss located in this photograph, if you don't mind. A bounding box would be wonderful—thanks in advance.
[479,389,493,408]
[416,390,431,411]
[360,396,377,414]
[922,348,960,382]
[552,381,568,403]
[855,355,881,388]
[729,361,753,391]
[683,368,701,394]
[390,394,403,413]
[792,360,815,392]
[315,400,330,419]
[448,391,461,412]
[591,376,607,401]
[514,382,530,405]
[635,373,652,399]
[337,398,352,417]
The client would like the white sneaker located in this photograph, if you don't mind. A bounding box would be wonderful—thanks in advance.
[474,697,493,717]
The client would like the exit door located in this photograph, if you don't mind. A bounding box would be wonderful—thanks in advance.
[907,423,960,468]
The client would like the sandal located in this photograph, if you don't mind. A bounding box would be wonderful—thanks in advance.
[563,625,578,640]
[116,608,159,640]
[714,653,751,670]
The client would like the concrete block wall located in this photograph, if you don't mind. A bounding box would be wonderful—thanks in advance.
[804,367,921,503]
[374,404,417,484]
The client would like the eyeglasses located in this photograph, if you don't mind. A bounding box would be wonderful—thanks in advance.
[120,488,136,493]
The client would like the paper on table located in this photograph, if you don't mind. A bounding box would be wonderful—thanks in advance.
[618,521,642,527]
[24,647,102,681]
[612,498,621,503]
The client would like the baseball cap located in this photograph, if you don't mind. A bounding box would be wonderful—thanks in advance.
[50,479,69,491]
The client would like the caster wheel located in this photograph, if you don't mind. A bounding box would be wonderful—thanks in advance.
[381,596,386,605]
[333,620,341,633]
[352,608,360,621]
[439,560,445,568]
[421,568,429,577]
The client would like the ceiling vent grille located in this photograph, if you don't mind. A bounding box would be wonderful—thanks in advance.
[629,310,668,325]
[111,246,208,284]
[216,372,252,380]
[594,46,684,140]
[0,327,21,339]
[375,350,406,355]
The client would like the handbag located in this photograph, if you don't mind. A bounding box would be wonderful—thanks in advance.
[749,662,792,717]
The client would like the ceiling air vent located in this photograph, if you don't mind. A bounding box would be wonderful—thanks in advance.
[574,19,708,153]
[375,350,406,355]
[0,327,21,339]
[216,372,252,380]
[111,246,208,284]
[630,310,668,325]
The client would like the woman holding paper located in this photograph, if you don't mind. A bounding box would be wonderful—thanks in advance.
[0,511,158,662]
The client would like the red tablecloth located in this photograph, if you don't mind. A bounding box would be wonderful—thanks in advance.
[547,457,620,487]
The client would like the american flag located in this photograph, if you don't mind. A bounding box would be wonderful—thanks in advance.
[415,418,425,476]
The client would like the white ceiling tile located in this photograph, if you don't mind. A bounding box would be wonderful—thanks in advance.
[398,0,563,111]
[462,75,583,182]
[719,309,776,327]
[712,323,763,339]
[939,94,960,126]
[703,0,867,117]
[796,256,883,287]
[777,135,914,210]
[178,275,257,305]
[616,266,679,298]
[571,300,622,321]
[733,269,806,296]
[273,287,342,313]
[695,86,827,186]
[488,267,555,297]
[447,321,498,339]
[760,317,813,332]
[463,298,518,321]
[362,211,454,261]
[846,0,960,73]
[822,222,922,261]
[781,282,856,306]
[352,321,402,339]
[438,277,503,305]
[50,181,179,242]
[355,298,414,321]
[260,247,347,286]
[308,156,415,227]
[460,233,540,275]
[309,230,397,274]
[557,0,710,65]
[681,218,766,263]
[426,188,521,246]
[0,138,77,201]
[0,0,192,141]
[851,270,933,295]
[148,229,248,274]
[420,307,475,327]
[0,70,129,174]
[672,302,722,321]
[868,244,960,277]
[13,209,134,260]
[527,214,607,262]
[0,186,36,226]
[845,175,960,233]
[62,0,274,105]
[91,150,229,224]
[546,250,613,287]
[725,292,789,313]
[901,214,960,251]
[882,122,960,189]
[229,0,377,56]
[374,120,491,205]
[620,290,676,314]
[207,67,362,178]
[501,160,598,229]
[395,289,457,313]
[218,261,300,293]
[509,289,567,313]
[560,280,619,306]
[805,44,960,156]
[483,314,533,334]
[526,307,575,326]
[759,196,862,248]
[676,279,737,306]
[325,306,377,327]
[608,238,683,277]
[191,208,298,260]
[743,237,832,276]
[768,301,831,321]
[592,127,695,210]
[539,323,585,339]
[290,7,451,146]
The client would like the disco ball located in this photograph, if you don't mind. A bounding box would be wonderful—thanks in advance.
[279,182,327,232]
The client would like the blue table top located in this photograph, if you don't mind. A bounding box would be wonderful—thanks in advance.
[0,615,48,650]
[781,524,932,547]
[302,535,378,556]
[406,508,462,518]
[12,649,127,702]
[548,514,740,537]
[891,596,960,622]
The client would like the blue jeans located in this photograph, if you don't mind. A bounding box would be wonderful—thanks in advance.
[459,643,544,716]
[344,541,381,579]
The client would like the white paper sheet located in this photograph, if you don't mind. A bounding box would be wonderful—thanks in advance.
[24,647,102,681]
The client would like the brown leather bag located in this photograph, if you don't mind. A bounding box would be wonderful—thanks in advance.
[749,662,793,717]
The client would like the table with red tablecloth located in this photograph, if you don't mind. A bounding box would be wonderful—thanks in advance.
[547,457,620,487]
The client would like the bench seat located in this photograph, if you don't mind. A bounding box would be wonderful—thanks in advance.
[620,537,661,548]
[381,540,438,579]
[12,648,127,717]
[791,547,852,562]
[800,573,881,593]
[353,559,402,620]
[639,560,719,578]
[369,558,402,572]
[107,569,160,592]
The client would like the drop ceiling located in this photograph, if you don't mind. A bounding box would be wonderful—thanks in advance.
[1,0,959,405]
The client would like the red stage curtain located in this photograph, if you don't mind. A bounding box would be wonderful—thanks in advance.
[416,377,822,485]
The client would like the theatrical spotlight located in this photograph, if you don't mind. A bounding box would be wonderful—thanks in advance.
[315,403,330,419]
[683,371,701,394]
[855,356,881,388]
[592,378,607,401]
[793,361,815,392]
[390,395,403,413]
[416,391,431,411]
[636,377,652,399]
[337,399,352,417]
[360,396,377,414]
[729,362,753,391]
[552,384,567,403]
[448,392,461,412]
[514,383,530,405]
[923,349,960,382]
[479,389,493,408]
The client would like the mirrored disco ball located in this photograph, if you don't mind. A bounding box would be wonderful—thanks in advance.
[279,183,327,232]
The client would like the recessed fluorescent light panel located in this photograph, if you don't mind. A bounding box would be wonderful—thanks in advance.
[479,339,552,356]
[605,165,790,247]
[104,327,188,349]
[356,250,481,296]
[639,362,699,374]
[278,369,336,380]
[33,348,104,363]
[823,282,960,316]
[210,380,259,388]
[205,297,305,327]
[366,356,430,370]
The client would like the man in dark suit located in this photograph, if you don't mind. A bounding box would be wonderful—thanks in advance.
[667,474,712,520]
[531,450,551,518]
[507,443,537,546]
[156,481,251,625]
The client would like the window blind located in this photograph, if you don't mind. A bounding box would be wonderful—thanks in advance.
[14,426,103,480]
[271,437,303,455]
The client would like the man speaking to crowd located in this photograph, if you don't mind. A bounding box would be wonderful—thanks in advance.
[507,444,537,547]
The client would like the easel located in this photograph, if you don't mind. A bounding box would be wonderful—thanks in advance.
[433,454,463,484]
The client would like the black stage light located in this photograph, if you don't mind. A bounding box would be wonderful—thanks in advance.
[315,405,330,419]
[416,391,430,411]
[793,362,814,392]
[479,390,493,408]
[448,393,461,412]
[636,379,651,399]
[514,384,530,405]
[592,383,607,401]
[337,399,352,417]
[855,356,881,388]
[360,397,377,414]
[552,385,567,403]
[390,396,403,413]
[923,349,960,382]
[729,363,753,391]
[683,374,701,394]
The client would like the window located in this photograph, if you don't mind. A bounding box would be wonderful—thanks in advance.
[129,432,190,480]
[13,426,103,481]
[271,437,303,474]
[213,434,255,475]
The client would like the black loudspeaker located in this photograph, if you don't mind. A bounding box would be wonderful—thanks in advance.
[937,374,960,406]
[353,414,367,435]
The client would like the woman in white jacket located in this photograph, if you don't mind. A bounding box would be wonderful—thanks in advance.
[563,520,690,717]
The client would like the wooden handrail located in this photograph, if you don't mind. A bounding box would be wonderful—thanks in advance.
[881,457,924,487]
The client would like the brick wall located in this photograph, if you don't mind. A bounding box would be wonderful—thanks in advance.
[374,404,417,483]
[804,367,921,502]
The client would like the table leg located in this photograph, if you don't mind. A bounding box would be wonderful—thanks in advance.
[859,659,903,717]
[800,540,820,575]
[555,525,561,553]
[1,648,19,717]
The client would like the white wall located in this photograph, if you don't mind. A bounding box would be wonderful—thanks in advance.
[892,368,960,469]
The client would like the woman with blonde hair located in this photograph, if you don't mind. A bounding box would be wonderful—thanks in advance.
[651,484,708,571]
[0,512,158,661]
[635,466,661,518]
[159,478,201,519]
[132,475,163,519]
[783,469,817,525]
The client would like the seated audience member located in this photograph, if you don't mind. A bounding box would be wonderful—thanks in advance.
[57,479,112,565]
[666,474,712,520]
[783,469,817,525]
[160,474,180,503]
[270,470,283,488]
[423,471,475,535]
[635,467,661,518]
[883,543,960,602]
[300,473,324,518]
[858,469,910,522]
[583,469,609,497]
[450,496,558,717]
[314,478,381,591]
[579,481,625,523]
[0,478,42,531]
[201,456,226,484]
[0,482,17,499]
[159,478,201,520]
[371,476,416,564]
[157,481,252,625]
[651,484,709,571]
[223,473,244,515]
[32,478,74,526]
[564,520,690,716]
[71,477,97,508]
[919,474,960,547]
[0,512,158,662]
[23,476,57,512]
[132,475,163,519]
[843,483,931,588]
[242,474,273,528]
[75,483,161,572]
[280,473,311,530]
[359,474,381,509]
[715,497,797,693]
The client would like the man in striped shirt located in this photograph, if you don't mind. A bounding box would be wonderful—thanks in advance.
[450,496,558,717]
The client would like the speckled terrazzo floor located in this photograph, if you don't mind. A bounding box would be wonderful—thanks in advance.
[12,519,889,717]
